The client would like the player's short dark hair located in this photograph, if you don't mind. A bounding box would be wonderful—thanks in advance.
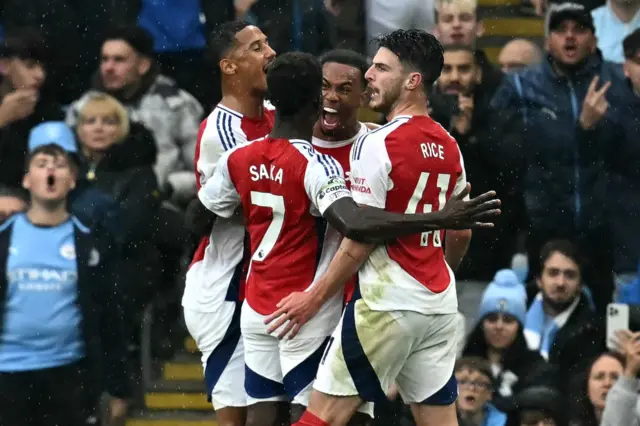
[319,49,370,88]
[623,28,640,59]
[0,28,48,64]
[374,29,444,92]
[208,20,251,65]
[267,52,322,117]
[25,144,78,174]
[539,239,582,275]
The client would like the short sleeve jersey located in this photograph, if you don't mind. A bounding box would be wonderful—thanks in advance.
[349,115,467,315]
[183,102,275,312]
[199,137,352,316]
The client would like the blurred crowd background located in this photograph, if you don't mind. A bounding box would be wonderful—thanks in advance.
[0,0,640,425]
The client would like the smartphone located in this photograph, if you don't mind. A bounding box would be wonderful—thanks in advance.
[606,303,630,351]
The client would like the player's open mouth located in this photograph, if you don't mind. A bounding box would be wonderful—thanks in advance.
[322,107,340,130]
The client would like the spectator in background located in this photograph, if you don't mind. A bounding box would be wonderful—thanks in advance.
[524,240,605,390]
[71,93,162,348]
[464,270,544,412]
[608,29,640,285]
[237,0,334,56]
[434,0,504,99]
[66,26,203,206]
[506,386,569,426]
[0,186,28,223]
[498,39,543,73]
[0,28,63,189]
[569,352,624,425]
[491,2,626,313]
[134,0,236,110]
[430,45,525,279]
[365,0,437,58]
[592,0,640,63]
[601,330,640,425]
[0,124,129,426]
[455,357,507,426]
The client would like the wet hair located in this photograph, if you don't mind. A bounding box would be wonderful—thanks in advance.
[319,49,370,88]
[374,29,444,92]
[539,239,583,276]
[208,20,251,64]
[0,28,48,64]
[266,52,322,117]
[442,43,476,56]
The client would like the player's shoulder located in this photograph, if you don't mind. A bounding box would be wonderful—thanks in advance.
[200,104,246,151]
[289,138,317,161]
[263,100,276,112]
[351,116,410,160]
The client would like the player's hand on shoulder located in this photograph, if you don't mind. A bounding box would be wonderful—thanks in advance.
[438,183,501,230]
[185,197,216,237]
[264,291,322,340]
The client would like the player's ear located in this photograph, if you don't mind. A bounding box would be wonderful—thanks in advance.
[22,172,32,191]
[219,58,237,75]
[405,72,422,91]
[536,277,542,290]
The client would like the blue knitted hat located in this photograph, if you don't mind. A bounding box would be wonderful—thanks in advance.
[478,269,527,324]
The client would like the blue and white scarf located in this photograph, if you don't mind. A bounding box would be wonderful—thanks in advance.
[524,293,580,360]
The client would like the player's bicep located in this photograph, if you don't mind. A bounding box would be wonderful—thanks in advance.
[305,154,352,215]
[349,135,389,208]
[198,153,241,218]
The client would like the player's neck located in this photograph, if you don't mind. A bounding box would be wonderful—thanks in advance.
[26,203,70,226]
[271,115,312,141]
[220,92,264,119]
[312,120,360,142]
[387,96,430,121]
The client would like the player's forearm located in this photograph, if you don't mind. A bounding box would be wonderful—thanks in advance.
[445,229,471,272]
[309,238,373,304]
[325,198,443,244]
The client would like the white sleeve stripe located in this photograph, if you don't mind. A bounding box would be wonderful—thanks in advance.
[317,153,339,176]
[215,111,237,151]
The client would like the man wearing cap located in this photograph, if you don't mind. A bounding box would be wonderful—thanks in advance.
[0,121,130,425]
[0,28,64,190]
[491,2,627,315]
[66,26,203,205]
[606,29,640,285]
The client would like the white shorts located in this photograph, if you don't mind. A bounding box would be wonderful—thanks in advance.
[184,302,246,409]
[314,298,460,405]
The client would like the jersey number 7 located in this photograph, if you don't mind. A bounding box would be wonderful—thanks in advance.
[250,191,285,261]
[405,172,451,247]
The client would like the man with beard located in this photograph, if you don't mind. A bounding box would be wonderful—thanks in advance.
[430,44,525,280]
[183,20,276,426]
[66,26,203,204]
[592,0,640,63]
[491,2,627,315]
[523,239,604,391]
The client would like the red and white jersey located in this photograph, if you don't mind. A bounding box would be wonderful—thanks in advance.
[182,102,275,313]
[199,137,352,334]
[312,122,369,304]
[350,115,466,315]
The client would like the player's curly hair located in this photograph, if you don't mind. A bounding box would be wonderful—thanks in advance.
[266,52,322,117]
[374,29,444,92]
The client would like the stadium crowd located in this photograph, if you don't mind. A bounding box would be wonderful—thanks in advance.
[0,0,639,425]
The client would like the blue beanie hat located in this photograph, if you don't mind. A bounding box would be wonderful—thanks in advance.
[28,121,77,154]
[478,269,527,324]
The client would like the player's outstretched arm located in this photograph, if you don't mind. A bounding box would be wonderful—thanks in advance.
[323,183,501,244]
